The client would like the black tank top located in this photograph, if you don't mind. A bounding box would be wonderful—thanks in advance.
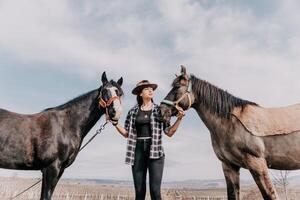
[135,109,152,137]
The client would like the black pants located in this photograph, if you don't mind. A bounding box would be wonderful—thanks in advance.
[132,139,164,200]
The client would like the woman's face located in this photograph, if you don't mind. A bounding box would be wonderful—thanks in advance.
[140,87,154,100]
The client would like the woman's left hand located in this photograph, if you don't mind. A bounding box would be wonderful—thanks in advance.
[177,110,185,119]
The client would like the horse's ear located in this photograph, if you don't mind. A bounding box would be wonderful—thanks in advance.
[180,65,187,75]
[117,77,123,86]
[175,74,178,78]
[101,72,108,85]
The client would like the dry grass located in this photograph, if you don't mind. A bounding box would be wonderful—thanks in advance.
[0,177,228,200]
[1,177,300,200]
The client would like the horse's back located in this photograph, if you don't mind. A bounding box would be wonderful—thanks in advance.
[0,108,56,169]
[232,103,300,136]
[0,108,12,119]
[0,108,35,130]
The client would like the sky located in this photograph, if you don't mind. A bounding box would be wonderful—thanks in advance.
[1,0,300,182]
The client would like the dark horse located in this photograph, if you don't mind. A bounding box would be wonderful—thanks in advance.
[0,72,123,200]
[160,66,298,200]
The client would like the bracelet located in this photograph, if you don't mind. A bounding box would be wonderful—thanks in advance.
[112,121,118,126]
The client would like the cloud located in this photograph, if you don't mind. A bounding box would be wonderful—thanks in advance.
[1,0,300,98]
[0,0,166,83]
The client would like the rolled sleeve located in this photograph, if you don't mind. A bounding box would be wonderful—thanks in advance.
[124,110,131,133]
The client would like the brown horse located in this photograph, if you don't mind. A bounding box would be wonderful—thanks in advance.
[0,72,123,200]
[160,66,300,200]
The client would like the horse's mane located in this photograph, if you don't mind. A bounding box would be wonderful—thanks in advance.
[190,75,257,118]
[43,80,124,112]
[43,89,99,111]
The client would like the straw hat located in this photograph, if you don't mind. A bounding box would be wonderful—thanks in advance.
[131,80,158,95]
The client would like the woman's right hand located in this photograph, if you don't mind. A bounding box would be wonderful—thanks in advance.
[112,121,128,138]
[111,120,118,126]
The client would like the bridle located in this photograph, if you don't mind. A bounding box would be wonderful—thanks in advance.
[161,78,193,113]
[99,96,119,109]
[98,89,121,122]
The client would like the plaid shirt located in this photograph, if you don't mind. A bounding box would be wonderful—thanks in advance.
[124,104,170,165]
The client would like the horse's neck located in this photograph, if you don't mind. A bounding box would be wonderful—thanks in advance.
[190,76,243,136]
[63,89,105,139]
[192,103,227,135]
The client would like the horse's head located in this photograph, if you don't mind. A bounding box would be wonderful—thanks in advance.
[160,65,195,124]
[98,72,124,122]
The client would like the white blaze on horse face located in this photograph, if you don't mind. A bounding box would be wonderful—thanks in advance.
[108,87,122,120]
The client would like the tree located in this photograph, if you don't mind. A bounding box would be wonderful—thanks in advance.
[272,170,290,200]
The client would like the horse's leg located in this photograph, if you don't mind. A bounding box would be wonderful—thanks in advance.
[222,162,240,200]
[50,168,65,194]
[40,161,63,200]
[244,154,278,200]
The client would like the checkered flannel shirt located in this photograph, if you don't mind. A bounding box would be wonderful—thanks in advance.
[124,104,170,165]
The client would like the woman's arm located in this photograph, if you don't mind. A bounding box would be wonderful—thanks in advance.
[165,111,185,137]
[112,122,129,138]
[111,110,131,138]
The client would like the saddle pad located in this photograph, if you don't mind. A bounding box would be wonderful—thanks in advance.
[232,103,300,136]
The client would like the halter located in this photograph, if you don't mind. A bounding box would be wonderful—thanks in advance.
[99,96,119,108]
[98,93,120,122]
[161,79,193,113]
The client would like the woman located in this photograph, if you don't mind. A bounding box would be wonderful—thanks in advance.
[112,80,184,200]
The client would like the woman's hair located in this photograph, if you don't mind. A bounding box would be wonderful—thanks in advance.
[136,94,154,106]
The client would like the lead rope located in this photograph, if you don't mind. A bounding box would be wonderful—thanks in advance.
[79,121,108,151]
[10,120,109,200]
[10,179,41,200]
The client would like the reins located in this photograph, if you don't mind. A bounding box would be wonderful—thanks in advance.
[79,121,108,151]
